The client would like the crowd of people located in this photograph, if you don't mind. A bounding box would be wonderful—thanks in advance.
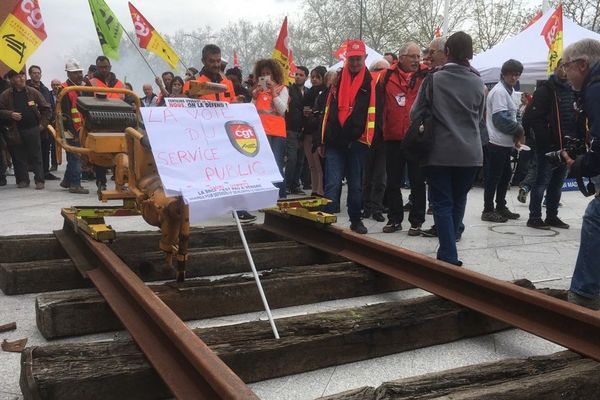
[1,34,599,309]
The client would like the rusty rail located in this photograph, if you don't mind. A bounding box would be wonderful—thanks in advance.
[262,211,600,362]
[60,211,258,400]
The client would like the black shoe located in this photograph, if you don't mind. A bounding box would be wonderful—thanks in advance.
[496,208,520,220]
[545,216,569,229]
[527,217,551,230]
[236,211,257,223]
[372,212,385,222]
[50,164,58,172]
[383,221,402,233]
[568,291,600,310]
[362,209,372,219]
[421,226,437,237]
[350,221,368,234]
[408,225,422,236]
[45,173,60,180]
[481,211,508,223]
[517,187,529,203]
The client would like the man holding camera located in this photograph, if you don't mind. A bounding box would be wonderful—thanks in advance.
[523,59,576,230]
[562,39,600,310]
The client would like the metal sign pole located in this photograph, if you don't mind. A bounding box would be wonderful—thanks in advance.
[232,211,280,339]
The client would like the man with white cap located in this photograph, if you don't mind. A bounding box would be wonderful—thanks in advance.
[58,58,89,194]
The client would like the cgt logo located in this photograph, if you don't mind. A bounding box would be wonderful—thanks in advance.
[225,121,260,157]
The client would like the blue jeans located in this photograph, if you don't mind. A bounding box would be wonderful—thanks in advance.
[528,152,567,219]
[425,166,478,265]
[570,197,600,299]
[483,143,512,212]
[64,139,82,187]
[267,135,287,198]
[322,142,368,223]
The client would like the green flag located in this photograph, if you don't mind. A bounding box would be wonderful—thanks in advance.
[88,0,123,60]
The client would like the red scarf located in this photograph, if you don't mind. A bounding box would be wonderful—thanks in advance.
[337,66,366,126]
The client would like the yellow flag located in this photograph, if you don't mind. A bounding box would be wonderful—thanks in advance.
[129,2,179,69]
[0,0,47,72]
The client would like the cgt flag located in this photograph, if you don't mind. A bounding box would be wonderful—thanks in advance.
[541,5,563,75]
[88,0,123,60]
[0,0,47,72]
[272,17,293,85]
[128,2,179,69]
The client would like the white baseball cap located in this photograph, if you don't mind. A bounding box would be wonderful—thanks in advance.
[65,58,83,72]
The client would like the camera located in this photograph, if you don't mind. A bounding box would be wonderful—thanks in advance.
[544,136,587,167]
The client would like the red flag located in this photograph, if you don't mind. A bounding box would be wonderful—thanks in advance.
[128,2,179,68]
[541,5,563,49]
[233,49,240,68]
[272,17,292,84]
[288,49,297,80]
[523,10,543,31]
[334,40,350,61]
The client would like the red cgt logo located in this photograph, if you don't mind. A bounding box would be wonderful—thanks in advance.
[225,121,260,157]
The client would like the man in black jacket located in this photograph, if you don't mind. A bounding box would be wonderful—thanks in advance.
[27,65,59,181]
[523,59,576,230]
[285,66,308,194]
[320,40,376,234]
[561,39,600,310]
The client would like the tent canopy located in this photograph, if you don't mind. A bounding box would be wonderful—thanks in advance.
[472,8,600,84]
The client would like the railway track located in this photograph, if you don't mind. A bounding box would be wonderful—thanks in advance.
[1,211,599,399]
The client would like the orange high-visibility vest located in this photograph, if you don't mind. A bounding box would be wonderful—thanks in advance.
[321,70,377,146]
[61,81,83,132]
[183,74,236,102]
[255,87,286,137]
[89,78,125,100]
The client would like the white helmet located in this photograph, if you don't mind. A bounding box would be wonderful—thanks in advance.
[65,58,83,72]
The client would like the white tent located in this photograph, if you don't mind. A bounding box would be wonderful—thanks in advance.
[328,45,385,71]
[472,8,600,84]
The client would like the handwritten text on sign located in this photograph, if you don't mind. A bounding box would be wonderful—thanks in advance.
[141,103,282,194]
[141,103,280,222]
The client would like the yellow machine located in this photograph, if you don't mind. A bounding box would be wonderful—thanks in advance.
[49,86,190,281]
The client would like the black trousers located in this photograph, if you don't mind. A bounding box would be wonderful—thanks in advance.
[11,126,44,184]
[363,141,386,214]
[385,141,426,227]
[40,129,51,175]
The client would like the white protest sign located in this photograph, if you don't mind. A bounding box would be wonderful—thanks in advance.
[140,102,282,223]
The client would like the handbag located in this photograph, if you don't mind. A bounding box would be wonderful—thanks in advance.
[402,74,435,161]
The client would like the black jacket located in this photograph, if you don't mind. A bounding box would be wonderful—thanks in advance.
[285,84,306,132]
[322,69,372,148]
[522,75,576,154]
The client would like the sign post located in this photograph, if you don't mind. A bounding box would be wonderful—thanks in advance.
[141,100,282,338]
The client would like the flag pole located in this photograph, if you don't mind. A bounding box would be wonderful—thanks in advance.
[442,0,450,38]
[119,22,158,78]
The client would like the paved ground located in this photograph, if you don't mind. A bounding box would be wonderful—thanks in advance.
[0,164,590,399]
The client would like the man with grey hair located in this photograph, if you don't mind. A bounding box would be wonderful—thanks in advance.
[141,84,158,107]
[561,38,600,310]
[380,41,428,235]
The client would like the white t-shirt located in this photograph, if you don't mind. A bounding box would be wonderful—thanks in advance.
[486,81,518,148]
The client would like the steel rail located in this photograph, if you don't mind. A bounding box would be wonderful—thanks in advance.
[262,211,600,361]
[61,211,258,399]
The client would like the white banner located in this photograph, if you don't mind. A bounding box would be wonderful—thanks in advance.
[141,102,281,222]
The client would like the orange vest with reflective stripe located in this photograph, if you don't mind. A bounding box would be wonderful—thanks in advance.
[321,71,377,146]
[61,81,83,132]
[183,74,236,102]
[255,88,286,137]
[89,78,125,99]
